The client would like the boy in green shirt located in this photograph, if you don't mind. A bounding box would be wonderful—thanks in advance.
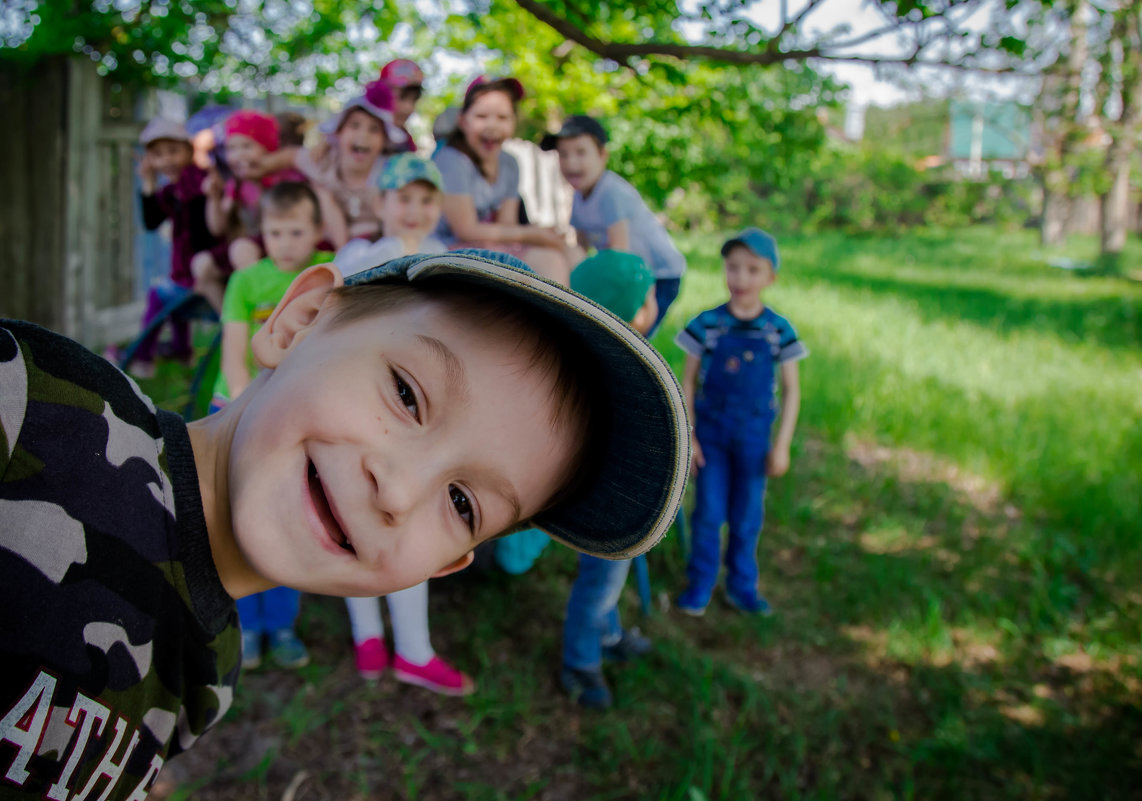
[213,181,336,409]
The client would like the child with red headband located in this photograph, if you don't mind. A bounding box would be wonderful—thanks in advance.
[192,110,308,311]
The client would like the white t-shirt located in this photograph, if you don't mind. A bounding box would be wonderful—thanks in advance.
[334,235,448,277]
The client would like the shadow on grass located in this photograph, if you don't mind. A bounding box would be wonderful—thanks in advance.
[798,265,1142,353]
[150,431,1142,801]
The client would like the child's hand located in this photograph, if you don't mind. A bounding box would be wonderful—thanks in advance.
[527,226,566,250]
[137,152,157,192]
[202,168,223,198]
[310,138,332,163]
[766,446,791,477]
[690,435,705,475]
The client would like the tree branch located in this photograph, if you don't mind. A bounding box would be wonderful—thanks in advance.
[512,0,1038,73]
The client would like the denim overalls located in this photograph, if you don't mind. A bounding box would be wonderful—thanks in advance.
[688,322,780,602]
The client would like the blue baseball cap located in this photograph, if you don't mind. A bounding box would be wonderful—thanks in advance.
[721,227,780,271]
[341,249,690,559]
[377,153,443,191]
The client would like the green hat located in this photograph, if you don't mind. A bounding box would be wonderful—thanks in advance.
[570,250,655,324]
[377,153,443,191]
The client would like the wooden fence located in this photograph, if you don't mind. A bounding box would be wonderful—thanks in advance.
[1,57,144,347]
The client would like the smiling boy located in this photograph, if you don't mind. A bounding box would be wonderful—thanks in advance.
[0,251,688,800]
[335,154,448,276]
[541,115,687,334]
[674,228,807,617]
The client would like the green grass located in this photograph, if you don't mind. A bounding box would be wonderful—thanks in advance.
[147,226,1142,800]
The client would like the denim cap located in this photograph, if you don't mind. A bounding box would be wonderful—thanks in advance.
[540,115,609,151]
[342,249,690,559]
[570,250,654,323]
[721,227,780,271]
[377,153,443,192]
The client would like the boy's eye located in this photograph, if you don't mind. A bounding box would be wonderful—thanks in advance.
[449,485,474,531]
[393,372,419,421]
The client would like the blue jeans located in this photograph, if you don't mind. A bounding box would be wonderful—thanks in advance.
[562,554,632,670]
[236,587,301,633]
[648,278,681,338]
[687,415,769,601]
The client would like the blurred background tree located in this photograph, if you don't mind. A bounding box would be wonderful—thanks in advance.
[3,0,1137,261]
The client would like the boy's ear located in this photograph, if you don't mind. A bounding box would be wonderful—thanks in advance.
[431,551,475,579]
[251,262,343,368]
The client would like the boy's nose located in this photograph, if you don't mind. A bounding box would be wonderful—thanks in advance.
[364,453,422,527]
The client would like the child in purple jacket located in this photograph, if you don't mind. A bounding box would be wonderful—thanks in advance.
[113,118,217,377]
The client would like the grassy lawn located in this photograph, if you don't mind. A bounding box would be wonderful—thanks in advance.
[146,226,1142,801]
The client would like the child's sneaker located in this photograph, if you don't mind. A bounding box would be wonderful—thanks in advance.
[602,627,652,662]
[560,665,613,709]
[675,586,710,617]
[354,637,389,680]
[241,629,262,670]
[724,588,773,616]
[267,628,310,669]
[393,654,476,696]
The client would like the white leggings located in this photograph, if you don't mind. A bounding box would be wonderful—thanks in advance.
[344,581,434,666]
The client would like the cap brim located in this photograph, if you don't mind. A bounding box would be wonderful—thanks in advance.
[344,251,689,559]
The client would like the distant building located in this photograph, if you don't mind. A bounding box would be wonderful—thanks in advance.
[861,99,1035,179]
[947,100,1033,179]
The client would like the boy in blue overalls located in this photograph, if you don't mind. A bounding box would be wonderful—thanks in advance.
[675,228,808,615]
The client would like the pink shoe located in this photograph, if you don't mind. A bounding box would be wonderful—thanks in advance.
[354,637,389,680]
[393,654,476,697]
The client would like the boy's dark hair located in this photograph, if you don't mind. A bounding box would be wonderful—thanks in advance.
[261,181,322,226]
[398,85,423,102]
[325,279,606,525]
[275,111,308,147]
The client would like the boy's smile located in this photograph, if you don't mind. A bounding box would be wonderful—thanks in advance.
[555,134,607,196]
[148,138,192,182]
[724,245,777,317]
[382,181,443,242]
[217,275,576,599]
[262,202,324,271]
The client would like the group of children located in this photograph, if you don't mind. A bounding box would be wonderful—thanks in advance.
[0,56,806,801]
[120,62,808,710]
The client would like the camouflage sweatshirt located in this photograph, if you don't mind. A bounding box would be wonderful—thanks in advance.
[0,321,240,800]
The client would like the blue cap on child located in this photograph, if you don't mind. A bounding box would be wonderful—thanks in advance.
[721,227,780,272]
[342,249,690,560]
[377,153,443,192]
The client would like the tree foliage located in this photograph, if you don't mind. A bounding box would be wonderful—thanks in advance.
[1,1,409,93]
[506,0,1055,73]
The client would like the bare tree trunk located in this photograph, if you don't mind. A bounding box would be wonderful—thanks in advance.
[1039,0,1088,247]
[1042,186,1069,246]
[1096,0,1141,268]
[1099,141,1131,256]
